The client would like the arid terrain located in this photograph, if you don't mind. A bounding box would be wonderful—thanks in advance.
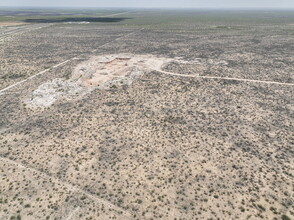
[0,9,293,220]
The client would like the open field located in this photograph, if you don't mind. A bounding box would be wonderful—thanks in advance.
[0,9,293,220]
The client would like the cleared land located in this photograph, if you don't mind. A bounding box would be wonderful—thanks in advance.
[0,9,293,220]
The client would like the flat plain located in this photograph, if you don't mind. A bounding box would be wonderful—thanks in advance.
[0,9,293,220]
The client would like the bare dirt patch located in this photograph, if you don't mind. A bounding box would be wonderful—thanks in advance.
[24,54,230,109]
[24,54,174,108]
[0,22,27,26]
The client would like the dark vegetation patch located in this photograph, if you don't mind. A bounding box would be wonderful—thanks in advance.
[1,74,26,79]
[221,79,241,85]
[104,101,120,107]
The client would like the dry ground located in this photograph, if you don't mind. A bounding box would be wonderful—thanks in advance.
[0,10,293,220]
[0,22,27,26]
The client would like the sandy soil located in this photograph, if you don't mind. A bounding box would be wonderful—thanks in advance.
[0,22,27,26]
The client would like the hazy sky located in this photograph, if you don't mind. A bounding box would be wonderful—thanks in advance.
[1,0,293,9]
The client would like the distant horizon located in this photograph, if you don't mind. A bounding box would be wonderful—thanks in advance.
[1,0,294,10]
[1,6,294,10]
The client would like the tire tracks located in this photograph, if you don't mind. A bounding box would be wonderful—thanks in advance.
[0,24,52,40]
[155,69,294,86]
[0,28,144,95]
[0,156,133,219]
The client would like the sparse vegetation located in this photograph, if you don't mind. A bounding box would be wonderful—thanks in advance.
[0,8,293,220]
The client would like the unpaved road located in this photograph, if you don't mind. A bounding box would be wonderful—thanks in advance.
[0,28,144,95]
[0,156,133,219]
[155,69,294,86]
[0,24,51,40]
[0,11,132,40]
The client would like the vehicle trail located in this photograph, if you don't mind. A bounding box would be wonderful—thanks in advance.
[100,11,132,17]
[155,69,294,86]
[0,28,144,96]
[0,59,72,94]
[0,156,133,219]
[0,24,52,40]
[0,11,132,40]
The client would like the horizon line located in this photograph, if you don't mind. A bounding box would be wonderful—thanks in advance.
[1,6,294,9]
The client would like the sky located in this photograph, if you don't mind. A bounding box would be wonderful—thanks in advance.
[1,0,294,9]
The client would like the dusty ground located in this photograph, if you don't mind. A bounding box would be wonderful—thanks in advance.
[0,9,293,220]
[0,22,27,26]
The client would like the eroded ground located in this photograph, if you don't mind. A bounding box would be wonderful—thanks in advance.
[0,10,293,220]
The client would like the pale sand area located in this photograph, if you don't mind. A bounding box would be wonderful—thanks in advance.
[0,22,28,26]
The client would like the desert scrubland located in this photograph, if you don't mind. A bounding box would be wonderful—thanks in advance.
[0,9,293,220]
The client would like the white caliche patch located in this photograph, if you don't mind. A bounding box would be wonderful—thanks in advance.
[71,54,174,87]
[24,78,91,108]
[24,54,173,109]
[24,54,229,109]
